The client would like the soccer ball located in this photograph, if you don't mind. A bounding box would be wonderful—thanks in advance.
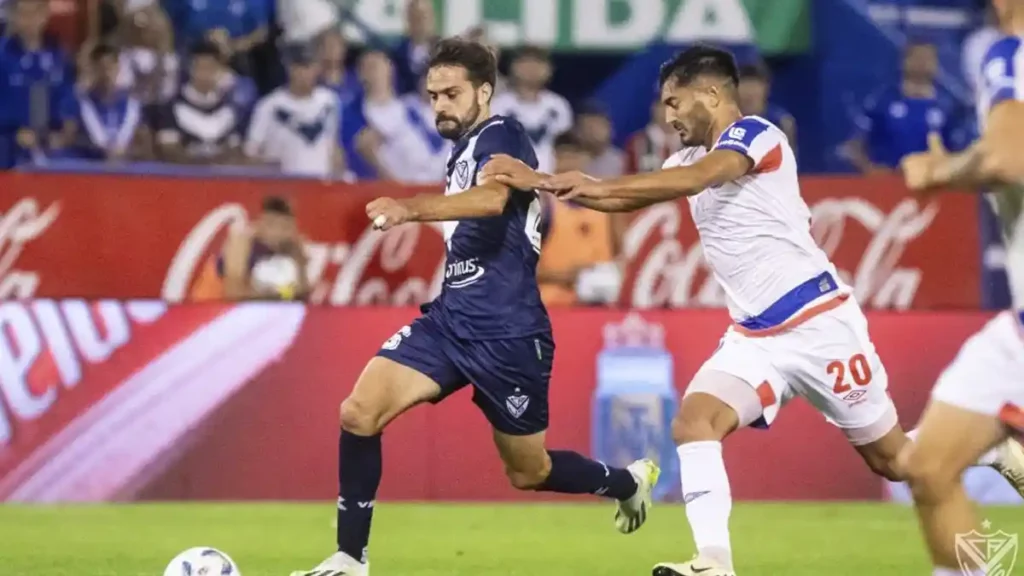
[163,547,241,576]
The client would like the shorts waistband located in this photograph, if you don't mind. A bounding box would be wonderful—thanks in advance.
[738,272,841,332]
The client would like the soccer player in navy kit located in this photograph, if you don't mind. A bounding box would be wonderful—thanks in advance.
[290,38,660,576]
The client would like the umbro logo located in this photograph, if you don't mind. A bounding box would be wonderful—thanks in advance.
[683,490,711,504]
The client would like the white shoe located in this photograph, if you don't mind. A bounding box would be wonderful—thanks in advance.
[615,458,661,534]
[653,556,736,576]
[289,552,369,576]
[992,436,1024,499]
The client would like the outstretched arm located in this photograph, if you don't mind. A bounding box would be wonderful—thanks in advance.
[554,149,753,203]
[903,102,1024,191]
[366,181,512,230]
[480,154,668,213]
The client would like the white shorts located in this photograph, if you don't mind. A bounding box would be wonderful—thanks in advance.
[931,311,1024,432]
[694,296,896,441]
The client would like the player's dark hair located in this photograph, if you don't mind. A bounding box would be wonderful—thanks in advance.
[428,38,497,91]
[191,40,223,61]
[513,45,550,64]
[90,43,119,62]
[262,196,294,217]
[659,45,740,92]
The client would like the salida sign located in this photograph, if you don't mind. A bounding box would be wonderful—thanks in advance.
[0,172,979,309]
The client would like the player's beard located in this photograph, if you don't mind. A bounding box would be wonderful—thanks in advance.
[678,106,713,147]
[436,100,482,141]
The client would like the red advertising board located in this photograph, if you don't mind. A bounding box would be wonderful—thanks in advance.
[0,301,992,502]
[0,173,979,309]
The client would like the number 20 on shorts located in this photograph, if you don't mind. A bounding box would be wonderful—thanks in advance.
[827,354,873,394]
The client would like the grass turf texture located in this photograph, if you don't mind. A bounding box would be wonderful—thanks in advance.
[1,502,1022,575]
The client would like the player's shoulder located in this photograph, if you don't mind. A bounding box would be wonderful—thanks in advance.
[471,115,537,165]
[983,35,1023,66]
[715,115,782,149]
[540,89,572,110]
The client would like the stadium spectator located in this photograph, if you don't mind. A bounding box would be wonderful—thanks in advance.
[354,50,449,184]
[842,41,956,174]
[245,42,346,178]
[319,28,359,111]
[75,43,147,161]
[737,62,797,149]
[624,98,680,174]
[155,41,246,165]
[392,0,438,95]
[491,45,573,174]
[115,1,180,105]
[171,0,271,73]
[0,0,77,167]
[574,101,626,178]
[192,195,310,302]
[536,132,626,307]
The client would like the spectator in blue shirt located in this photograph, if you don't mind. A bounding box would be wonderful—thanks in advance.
[391,0,437,95]
[842,41,956,174]
[176,0,270,72]
[75,44,147,162]
[0,0,76,167]
[737,62,797,151]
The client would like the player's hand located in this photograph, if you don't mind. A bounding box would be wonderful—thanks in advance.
[557,180,611,201]
[366,197,413,231]
[901,132,946,193]
[479,154,542,189]
[537,170,599,193]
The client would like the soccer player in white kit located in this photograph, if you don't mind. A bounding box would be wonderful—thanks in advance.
[899,1,1024,574]
[483,45,1024,576]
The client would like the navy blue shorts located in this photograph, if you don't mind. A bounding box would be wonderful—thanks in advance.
[376,314,553,435]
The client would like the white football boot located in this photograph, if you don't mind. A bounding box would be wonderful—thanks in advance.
[615,458,661,534]
[653,555,736,576]
[992,436,1024,499]
[289,552,369,576]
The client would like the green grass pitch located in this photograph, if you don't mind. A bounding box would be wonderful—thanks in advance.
[1,502,1021,575]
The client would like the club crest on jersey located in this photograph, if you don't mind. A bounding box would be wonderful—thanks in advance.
[455,160,470,188]
[506,388,529,419]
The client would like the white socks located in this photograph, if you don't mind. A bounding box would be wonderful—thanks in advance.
[678,441,734,569]
[906,429,1001,467]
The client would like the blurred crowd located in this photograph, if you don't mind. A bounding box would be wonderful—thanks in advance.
[0,0,1000,305]
[0,0,992,181]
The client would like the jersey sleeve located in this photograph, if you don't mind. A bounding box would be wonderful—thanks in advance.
[980,36,1024,111]
[473,120,539,171]
[712,117,784,174]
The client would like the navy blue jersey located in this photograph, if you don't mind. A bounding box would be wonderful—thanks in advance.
[429,115,551,340]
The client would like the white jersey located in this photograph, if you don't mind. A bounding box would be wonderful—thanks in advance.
[245,86,339,177]
[491,89,572,174]
[362,94,451,184]
[978,35,1024,310]
[664,115,845,323]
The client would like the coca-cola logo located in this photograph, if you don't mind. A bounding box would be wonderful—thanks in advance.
[0,199,61,299]
[163,204,447,305]
[810,197,938,309]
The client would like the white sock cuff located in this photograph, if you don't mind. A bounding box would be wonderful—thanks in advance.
[677,441,723,456]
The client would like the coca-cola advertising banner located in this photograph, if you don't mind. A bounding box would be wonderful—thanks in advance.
[0,300,993,502]
[0,173,979,308]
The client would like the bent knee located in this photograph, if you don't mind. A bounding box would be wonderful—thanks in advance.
[671,393,739,445]
[864,453,904,483]
[339,397,383,436]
